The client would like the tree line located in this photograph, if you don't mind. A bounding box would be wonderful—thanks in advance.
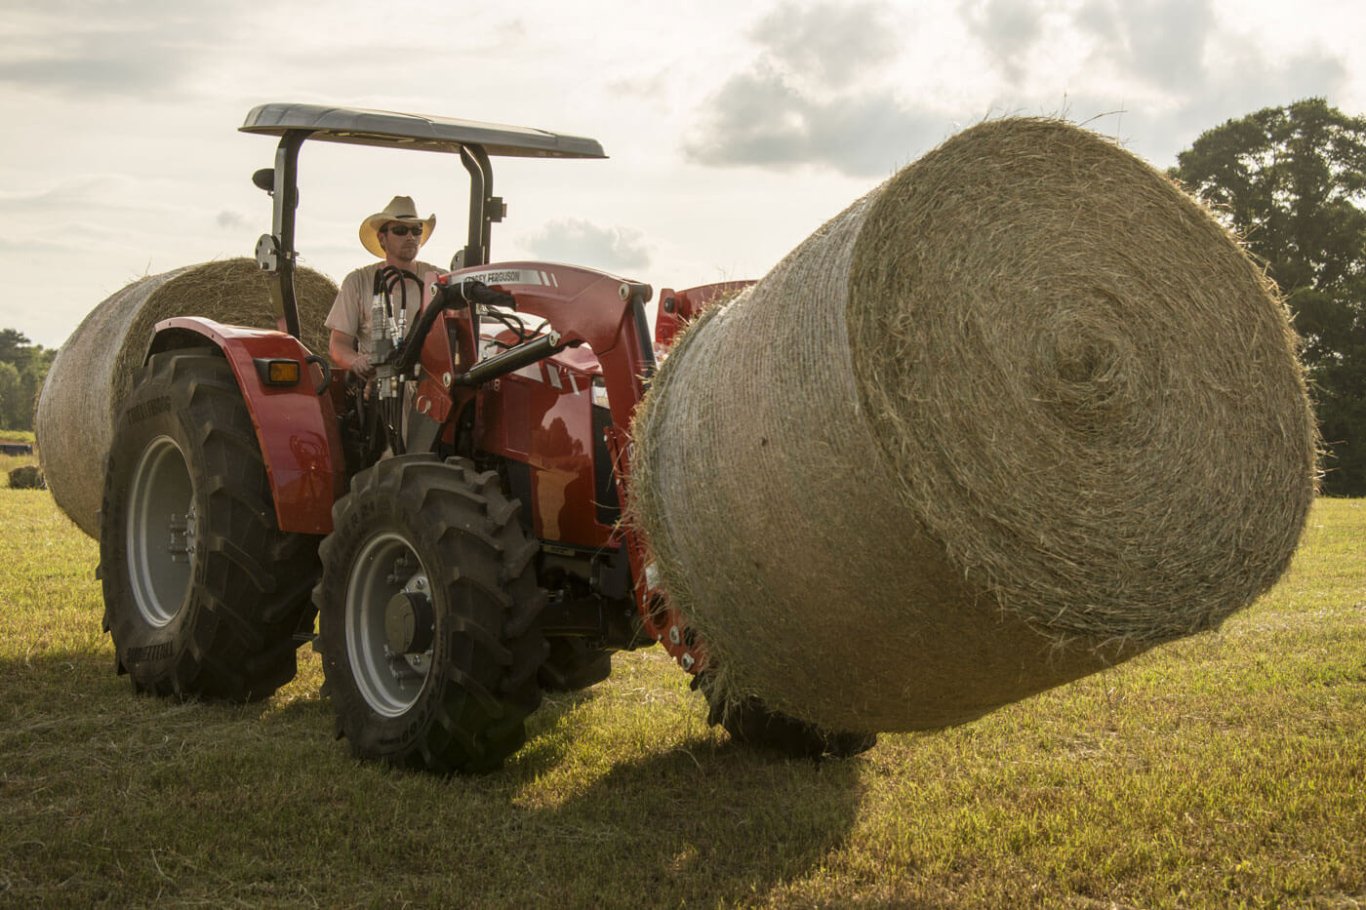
[1169,98,1366,497]
[0,329,56,433]
[1,98,1362,492]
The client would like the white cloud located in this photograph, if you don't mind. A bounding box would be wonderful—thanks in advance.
[683,67,940,176]
[683,2,941,175]
[749,0,900,88]
[216,210,249,230]
[0,2,235,98]
[1076,0,1216,93]
[962,0,1047,83]
[525,219,651,273]
[0,175,135,211]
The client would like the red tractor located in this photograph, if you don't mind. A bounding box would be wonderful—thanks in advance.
[98,103,874,772]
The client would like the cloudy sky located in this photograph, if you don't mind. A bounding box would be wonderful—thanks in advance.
[2,0,1363,348]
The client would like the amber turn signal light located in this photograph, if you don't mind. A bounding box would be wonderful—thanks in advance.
[254,357,301,387]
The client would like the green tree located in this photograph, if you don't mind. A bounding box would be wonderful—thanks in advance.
[1171,98,1366,496]
[0,328,35,370]
[0,329,56,431]
[0,361,23,430]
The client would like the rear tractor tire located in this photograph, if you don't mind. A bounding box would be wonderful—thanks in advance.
[314,455,547,774]
[99,351,320,701]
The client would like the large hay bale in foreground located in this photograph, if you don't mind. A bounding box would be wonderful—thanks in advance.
[36,259,337,537]
[631,118,1316,733]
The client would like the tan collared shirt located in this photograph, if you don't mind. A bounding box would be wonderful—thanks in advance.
[325,260,442,356]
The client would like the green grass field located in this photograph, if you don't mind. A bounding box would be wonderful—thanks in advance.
[1,466,1362,908]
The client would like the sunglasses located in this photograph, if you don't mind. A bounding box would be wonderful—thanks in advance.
[383,224,423,237]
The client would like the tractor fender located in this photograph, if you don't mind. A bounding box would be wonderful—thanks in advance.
[146,316,342,535]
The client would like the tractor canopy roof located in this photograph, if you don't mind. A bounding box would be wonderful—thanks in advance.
[240,102,607,159]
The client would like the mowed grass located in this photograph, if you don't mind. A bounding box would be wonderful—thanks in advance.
[0,471,1362,908]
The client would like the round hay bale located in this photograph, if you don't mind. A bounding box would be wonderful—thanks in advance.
[35,259,337,537]
[630,118,1316,734]
[7,464,45,490]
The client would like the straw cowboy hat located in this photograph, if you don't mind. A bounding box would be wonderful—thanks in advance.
[359,196,436,258]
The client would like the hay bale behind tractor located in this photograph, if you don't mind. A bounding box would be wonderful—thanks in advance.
[631,118,1316,734]
[7,464,45,490]
[35,259,337,537]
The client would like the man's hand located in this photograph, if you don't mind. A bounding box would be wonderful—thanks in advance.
[329,330,374,380]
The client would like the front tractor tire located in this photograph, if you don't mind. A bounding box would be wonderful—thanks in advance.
[99,351,319,701]
[315,456,547,774]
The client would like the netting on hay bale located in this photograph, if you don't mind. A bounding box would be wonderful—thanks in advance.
[35,259,338,537]
[630,118,1317,734]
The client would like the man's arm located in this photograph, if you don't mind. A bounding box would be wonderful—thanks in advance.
[329,329,374,379]
[326,268,375,379]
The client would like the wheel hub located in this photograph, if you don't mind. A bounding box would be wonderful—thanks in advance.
[384,589,434,655]
[345,534,436,717]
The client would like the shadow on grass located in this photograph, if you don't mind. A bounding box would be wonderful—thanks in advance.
[277,678,864,906]
[487,687,865,907]
[521,744,864,907]
[0,648,117,706]
[2,649,863,908]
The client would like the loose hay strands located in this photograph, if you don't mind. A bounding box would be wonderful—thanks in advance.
[630,118,1317,734]
[35,259,337,537]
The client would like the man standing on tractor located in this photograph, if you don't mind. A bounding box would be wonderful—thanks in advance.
[326,196,444,379]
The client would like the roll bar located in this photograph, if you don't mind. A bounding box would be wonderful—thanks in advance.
[240,102,607,340]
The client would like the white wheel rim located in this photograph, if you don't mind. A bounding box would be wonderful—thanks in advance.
[346,532,434,717]
[126,435,196,628]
